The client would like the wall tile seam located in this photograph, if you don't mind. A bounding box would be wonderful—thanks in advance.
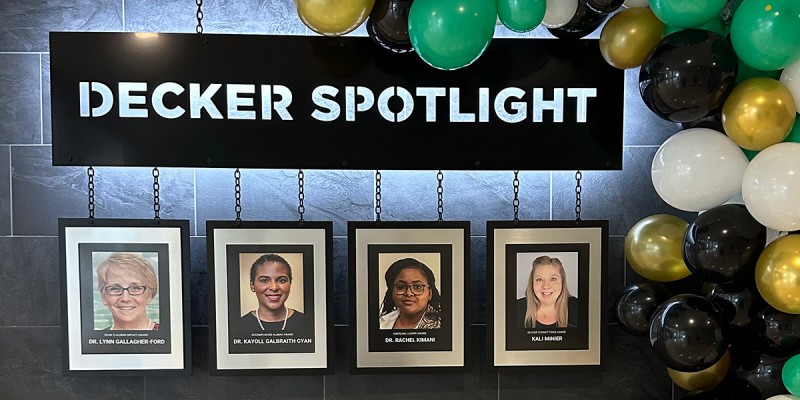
[0,235,57,238]
[0,52,48,55]
[6,144,653,151]
[39,54,44,145]
[4,144,53,148]
[0,233,628,239]
[0,325,60,328]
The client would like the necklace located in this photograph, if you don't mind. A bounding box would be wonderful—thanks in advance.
[255,306,288,331]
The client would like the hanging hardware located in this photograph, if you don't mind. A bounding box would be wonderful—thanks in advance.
[437,170,444,223]
[375,170,382,223]
[575,170,582,221]
[87,166,95,223]
[298,169,305,226]
[513,170,520,224]
[234,168,242,225]
[153,167,161,224]
[195,0,204,34]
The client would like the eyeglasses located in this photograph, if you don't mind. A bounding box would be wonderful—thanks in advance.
[393,283,429,295]
[103,285,148,296]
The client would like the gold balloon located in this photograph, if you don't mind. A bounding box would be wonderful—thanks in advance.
[668,349,730,391]
[295,0,375,37]
[722,77,797,151]
[755,234,800,314]
[625,214,691,282]
[598,7,664,69]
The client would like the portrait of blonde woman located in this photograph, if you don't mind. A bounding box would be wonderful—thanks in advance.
[96,252,160,330]
[516,255,578,328]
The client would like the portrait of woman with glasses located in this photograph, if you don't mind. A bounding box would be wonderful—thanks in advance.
[96,252,160,330]
[378,257,442,330]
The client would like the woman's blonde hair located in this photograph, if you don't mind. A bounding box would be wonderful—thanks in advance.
[97,252,158,299]
[524,256,571,328]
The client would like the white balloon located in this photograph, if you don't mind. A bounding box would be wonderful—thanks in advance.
[780,59,800,113]
[743,142,800,231]
[623,0,649,8]
[542,0,578,28]
[766,396,800,400]
[651,128,749,212]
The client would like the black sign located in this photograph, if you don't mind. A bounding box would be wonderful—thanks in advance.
[49,32,623,170]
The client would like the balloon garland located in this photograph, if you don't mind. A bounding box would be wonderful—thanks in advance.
[292,0,800,396]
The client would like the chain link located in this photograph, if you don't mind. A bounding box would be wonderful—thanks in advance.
[298,169,305,224]
[195,0,204,34]
[234,168,242,223]
[153,167,161,223]
[437,170,444,222]
[575,170,582,221]
[87,167,95,221]
[375,170,382,222]
[513,170,520,223]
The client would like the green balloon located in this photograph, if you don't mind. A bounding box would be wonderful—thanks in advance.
[783,354,800,396]
[409,0,497,70]
[735,57,781,83]
[742,148,758,161]
[664,14,727,37]
[787,116,800,143]
[730,0,800,71]
[497,0,546,33]
[650,0,727,28]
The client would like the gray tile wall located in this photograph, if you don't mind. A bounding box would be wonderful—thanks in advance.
[0,1,691,398]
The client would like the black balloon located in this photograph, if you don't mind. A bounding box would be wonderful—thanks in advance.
[754,305,800,357]
[650,294,729,372]
[681,111,723,132]
[683,204,766,284]
[708,282,764,332]
[639,29,738,123]
[614,282,672,336]
[367,0,414,53]
[733,352,790,398]
[582,0,624,15]
[547,1,608,40]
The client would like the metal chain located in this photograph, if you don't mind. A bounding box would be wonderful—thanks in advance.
[234,168,242,223]
[195,0,204,34]
[87,167,95,222]
[153,167,161,223]
[437,170,444,222]
[375,170,382,222]
[298,169,305,224]
[575,170,582,221]
[513,170,520,223]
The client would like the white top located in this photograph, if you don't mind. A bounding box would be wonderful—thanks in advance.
[379,309,401,329]
[379,309,428,329]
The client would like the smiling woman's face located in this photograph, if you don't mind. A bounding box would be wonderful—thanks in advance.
[101,268,153,326]
[392,267,431,317]
[251,261,292,311]
[533,263,562,306]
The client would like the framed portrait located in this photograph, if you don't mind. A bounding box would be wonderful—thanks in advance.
[58,218,191,376]
[487,220,607,369]
[207,221,333,375]
[348,221,470,373]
